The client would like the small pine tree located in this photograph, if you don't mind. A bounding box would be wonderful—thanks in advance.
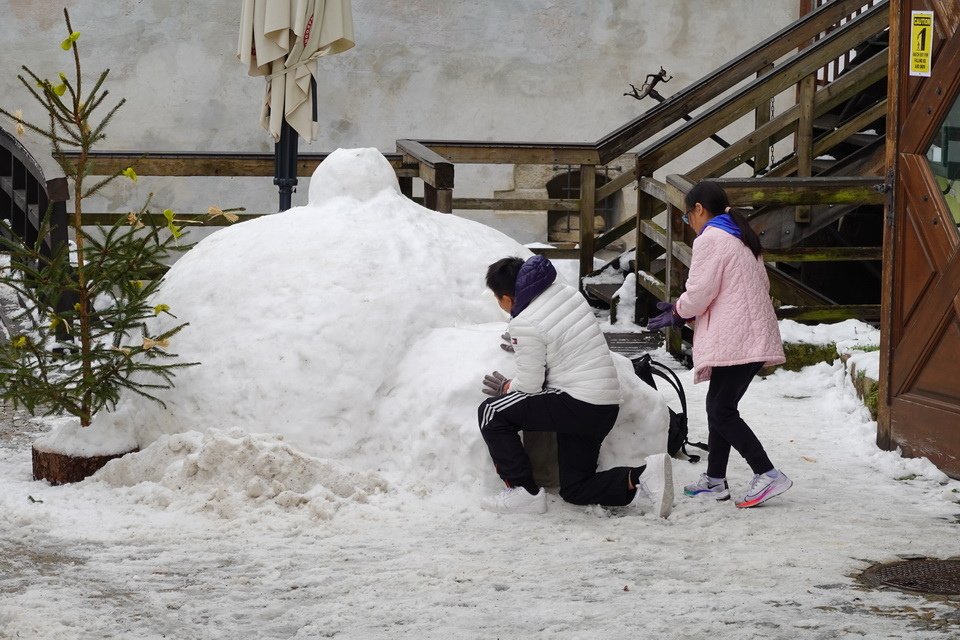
[0,9,200,427]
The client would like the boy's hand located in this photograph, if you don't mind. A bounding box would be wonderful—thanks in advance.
[482,371,511,397]
[500,331,514,353]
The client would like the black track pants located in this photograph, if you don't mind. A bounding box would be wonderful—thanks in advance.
[477,390,634,506]
[705,362,774,478]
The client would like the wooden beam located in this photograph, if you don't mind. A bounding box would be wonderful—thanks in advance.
[877,0,903,449]
[396,139,454,189]
[451,197,579,211]
[595,214,637,250]
[768,99,887,178]
[579,165,597,281]
[528,247,581,260]
[767,265,834,306]
[597,0,887,163]
[424,183,437,211]
[763,246,882,262]
[79,213,267,226]
[435,189,453,214]
[753,64,775,174]
[639,220,692,267]
[665,174,695,206]
[595,169,636,201]
[776,304,881,321]
[714,176,884,205]
[638,177,686,211]
[634,3,889,176]
[398,176,413,199]
[796,73,817,222]
[635,269,667,301]
[409,141,599,165]
[635,191,655,271]
[665,203,686,353]
[62,151,416,177]
[687,50,888,180]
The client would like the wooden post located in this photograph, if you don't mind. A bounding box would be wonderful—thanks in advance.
[876,0,902,451]
[665,204,685,356]
[398,176,413,200]
[578,165,596,285]
[634,191,655,324]
[423,183,437,211]
[435,189,453,213]
[754,63,775,174]
[796,73,816,222]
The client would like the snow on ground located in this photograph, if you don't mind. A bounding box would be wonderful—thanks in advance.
[2,355,959,639]
[2,150,958,638]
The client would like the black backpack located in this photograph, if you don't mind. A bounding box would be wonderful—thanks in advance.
[631,354,708,463]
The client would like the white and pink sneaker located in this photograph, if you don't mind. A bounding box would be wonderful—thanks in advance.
[736,470,792,508]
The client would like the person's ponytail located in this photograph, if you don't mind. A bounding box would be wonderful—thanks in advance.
[685,181,763,259]
[727,208,762,259]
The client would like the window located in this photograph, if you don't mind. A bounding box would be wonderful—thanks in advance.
[544,166,620,243]
[925,95,960,229]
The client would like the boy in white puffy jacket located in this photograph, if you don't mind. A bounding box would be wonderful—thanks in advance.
[477,255,672,517]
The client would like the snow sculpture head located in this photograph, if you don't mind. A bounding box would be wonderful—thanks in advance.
[308,147,401,204]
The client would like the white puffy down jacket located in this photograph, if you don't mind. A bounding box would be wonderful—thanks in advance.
[508,281,621,406]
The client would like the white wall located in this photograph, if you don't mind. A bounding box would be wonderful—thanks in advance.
[0,0,798,236]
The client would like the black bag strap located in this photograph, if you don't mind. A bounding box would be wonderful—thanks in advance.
[647,363,686,416]
[645,359,709,455]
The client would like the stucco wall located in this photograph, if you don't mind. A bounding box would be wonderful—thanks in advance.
[0,0,798,239]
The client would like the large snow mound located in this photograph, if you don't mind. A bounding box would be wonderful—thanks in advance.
[68,148,666,494]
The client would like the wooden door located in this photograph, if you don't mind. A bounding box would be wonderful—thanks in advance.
[880,0,960,476]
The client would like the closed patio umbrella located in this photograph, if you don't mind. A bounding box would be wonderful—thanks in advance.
[238,0,354,210]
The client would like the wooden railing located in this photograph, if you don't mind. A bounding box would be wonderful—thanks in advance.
[0,127,68,263]
[634,173,883,349]
[47,1,890,339]
[800,0,886,86]
[396,0,889,287]
[61,150,419,225]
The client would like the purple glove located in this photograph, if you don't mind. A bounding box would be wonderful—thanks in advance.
[645,302,686,331]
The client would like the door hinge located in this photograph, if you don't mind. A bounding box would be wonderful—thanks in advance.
[878,168,895,227]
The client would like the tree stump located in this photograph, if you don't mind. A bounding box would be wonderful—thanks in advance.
[32,445,136,485]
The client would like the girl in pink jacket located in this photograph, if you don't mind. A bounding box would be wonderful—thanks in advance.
[646,181,790,508]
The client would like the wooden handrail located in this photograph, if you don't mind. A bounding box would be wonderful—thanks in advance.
[686,49,887,180]
[61,150,418,177]
[403,140,599,166]
[634,1,889,176]
[596,0,885,163]
[766,99,887,178]
[709,176,884,205]
[396,139,454,189]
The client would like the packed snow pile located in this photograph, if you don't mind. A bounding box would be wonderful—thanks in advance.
[93,428,386,519]
[49,148,666,496]
[778,318,879,349]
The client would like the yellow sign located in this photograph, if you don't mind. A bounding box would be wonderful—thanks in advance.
[910,11,934,77]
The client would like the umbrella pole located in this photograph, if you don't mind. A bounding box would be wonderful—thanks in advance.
[274,121,299,212]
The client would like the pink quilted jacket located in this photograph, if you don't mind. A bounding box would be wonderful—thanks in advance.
[675,227,785,383]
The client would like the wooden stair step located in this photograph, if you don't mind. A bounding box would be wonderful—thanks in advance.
[603,331,664,356]
[583,282,622,305]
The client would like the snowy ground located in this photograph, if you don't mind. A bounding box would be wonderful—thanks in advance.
[2,352,959,640]
[2,150,957,638]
